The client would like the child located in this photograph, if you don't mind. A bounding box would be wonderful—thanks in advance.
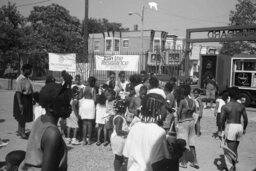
[66,86,80,145]
[104,88,116,146]
[95,93,107,146]
[79,88,96,145]
[214,91,229,139]
[127,86,147,127]
[32,92,45,121]
[111,99,129,171]
[4,150,25,171]
[193,88,203,136]
[79,76,96,145]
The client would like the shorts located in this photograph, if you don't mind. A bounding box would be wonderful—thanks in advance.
[206,89,216,100]
[176,120,195,148]
[225,123,243,141]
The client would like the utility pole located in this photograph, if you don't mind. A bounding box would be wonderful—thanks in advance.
[84,0,89,63]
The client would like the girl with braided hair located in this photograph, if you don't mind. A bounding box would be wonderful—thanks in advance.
[123,93,170,171]
[110,99,129,171]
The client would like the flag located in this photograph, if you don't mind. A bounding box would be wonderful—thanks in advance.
[148,2,158,11]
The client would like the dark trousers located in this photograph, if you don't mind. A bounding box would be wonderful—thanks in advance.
[114,155,126,171]
[82,119,93,141]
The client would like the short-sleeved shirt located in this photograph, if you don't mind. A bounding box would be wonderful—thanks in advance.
[123,122,170,171]
[16,74,33,95]
[216,98,226,113]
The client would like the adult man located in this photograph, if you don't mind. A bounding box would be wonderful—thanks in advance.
[147,76,166,99]
[204,74,218,110]
[140,70,150,89]
[220,87,248,171]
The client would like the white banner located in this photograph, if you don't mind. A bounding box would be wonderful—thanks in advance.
[48,53,76,72]
[95,55,139,71]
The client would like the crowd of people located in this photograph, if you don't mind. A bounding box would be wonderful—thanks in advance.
[0,64,249,171]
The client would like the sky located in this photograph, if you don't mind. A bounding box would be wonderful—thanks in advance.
[1,0,238,37]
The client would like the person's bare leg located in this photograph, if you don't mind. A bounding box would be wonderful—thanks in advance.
[73,128,78,139]
[67,127,71,138]
[82,120,88,144]
[190,146,199,168]
[103,126,108,143]
[97,126,103,143]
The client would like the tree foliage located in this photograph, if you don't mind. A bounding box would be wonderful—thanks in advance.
[0,2,129,77]
[220,0,256,56]
[86,18,129,33]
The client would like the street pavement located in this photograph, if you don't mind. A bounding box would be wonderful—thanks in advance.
[0,90,255,171]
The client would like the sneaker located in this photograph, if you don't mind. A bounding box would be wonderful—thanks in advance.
[0,141,8,147]
[71,138,80,145]
[96,141,101,146]
[190,163,199,169]
[65,138,71,144]
[179,162,187,168]
[103,141,109,146]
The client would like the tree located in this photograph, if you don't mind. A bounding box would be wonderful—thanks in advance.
[86,18,129,33]
[0,2,26,76]
[220,0,256,56]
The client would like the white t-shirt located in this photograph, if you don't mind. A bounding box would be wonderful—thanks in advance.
[134,84,143,97]
[147,88,166,99]
[216,98,226,113]
[123,122,170,171]
[33,103,45,121]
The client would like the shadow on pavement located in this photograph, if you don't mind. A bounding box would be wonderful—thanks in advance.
[0,119,5,123]
[213,155,227,171]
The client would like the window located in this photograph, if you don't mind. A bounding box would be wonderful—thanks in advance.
[105,38,112,52]
[153,39,161,52]
[94,41,100,51]
[114,39,120,52]
[123,39,129,48]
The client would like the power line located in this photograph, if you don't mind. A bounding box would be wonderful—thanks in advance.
[17,0,51,7]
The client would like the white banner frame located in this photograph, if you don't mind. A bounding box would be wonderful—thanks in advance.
[48,53,76,72]
[95,55,139,71]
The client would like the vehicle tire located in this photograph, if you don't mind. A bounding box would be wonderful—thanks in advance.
[240,93,251,107]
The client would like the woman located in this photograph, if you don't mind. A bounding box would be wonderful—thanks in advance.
[176,85,199,169]
[19,81,73,171]
[13,64,33,139]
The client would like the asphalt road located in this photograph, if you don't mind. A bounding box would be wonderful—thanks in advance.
[0,90,255,171]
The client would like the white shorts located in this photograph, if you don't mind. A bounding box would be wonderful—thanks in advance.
[225,123,243,141]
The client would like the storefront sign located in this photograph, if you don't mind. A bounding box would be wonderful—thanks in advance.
[48,53,76,72]
[208,29,256,39]
[95,55,139,71]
